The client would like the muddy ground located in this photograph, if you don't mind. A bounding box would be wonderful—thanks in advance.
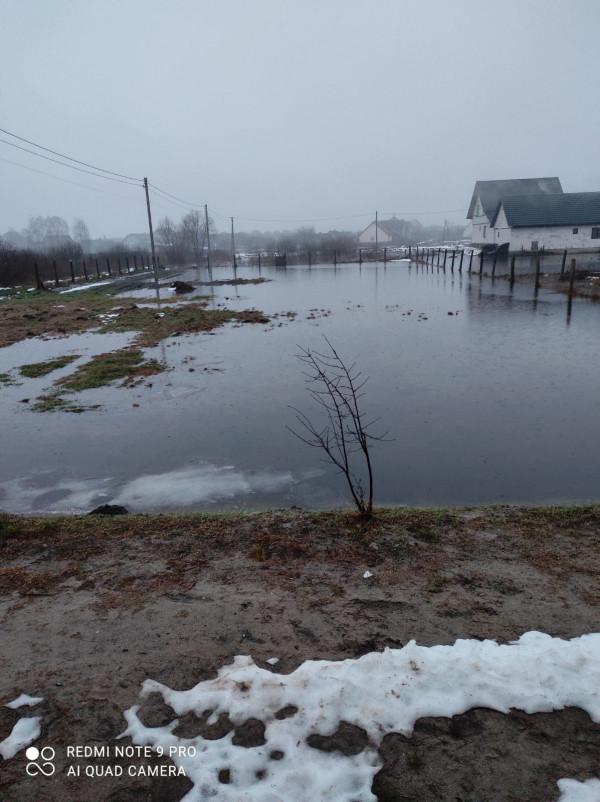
[1,506,599,801]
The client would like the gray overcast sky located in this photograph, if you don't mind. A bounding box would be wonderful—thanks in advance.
[1,0,599,237]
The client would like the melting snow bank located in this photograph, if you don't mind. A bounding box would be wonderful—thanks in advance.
[120,632,600,801]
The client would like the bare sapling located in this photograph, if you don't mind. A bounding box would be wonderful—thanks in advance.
[287,337,389,516]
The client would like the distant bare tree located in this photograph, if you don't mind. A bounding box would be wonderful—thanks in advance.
[156,215,188,264]
[46,215,69,238]
[48,241,83,262]
[180,210,204,261]
[288,337,389,516]
[72,218,90,246]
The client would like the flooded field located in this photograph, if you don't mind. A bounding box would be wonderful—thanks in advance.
[1,261,598,513]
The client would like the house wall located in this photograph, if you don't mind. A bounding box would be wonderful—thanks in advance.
[358,222,392,245]
[470,196,491,245]
[492,206,512,247]
[509,224,600,252]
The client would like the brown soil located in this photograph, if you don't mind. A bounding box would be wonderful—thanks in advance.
[1,506,599,801]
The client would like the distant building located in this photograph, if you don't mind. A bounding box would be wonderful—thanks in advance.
[467,177,563,246]
[1,230,27,249]
[358,217,423,246]
[123,233,151,249]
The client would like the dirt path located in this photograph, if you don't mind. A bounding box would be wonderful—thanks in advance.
[1,506,599,801]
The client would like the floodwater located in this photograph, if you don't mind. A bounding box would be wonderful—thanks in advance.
[1,260,599,513]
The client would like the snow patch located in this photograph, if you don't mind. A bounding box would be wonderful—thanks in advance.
[120,632,600,801]
[0,717,41,760]
[6,694,44,709]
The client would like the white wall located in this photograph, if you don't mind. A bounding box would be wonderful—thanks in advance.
[470,195,491,244]
[492,206,511,247]
[509,223,600,251]
[358,222,392,244]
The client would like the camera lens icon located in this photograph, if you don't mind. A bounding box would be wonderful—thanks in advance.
[26,746,56,777]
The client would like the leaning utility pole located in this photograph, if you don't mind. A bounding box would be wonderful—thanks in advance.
[231,217,236,269]
[204,204,211,268]
[143,178,159,286]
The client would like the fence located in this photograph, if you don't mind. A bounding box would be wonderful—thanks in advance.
[0,248,157,289]
[411,246,600,283]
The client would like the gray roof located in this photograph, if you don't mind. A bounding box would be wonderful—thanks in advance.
[467,177,563,220]
[492,192,600,228]
[378,217,409,238]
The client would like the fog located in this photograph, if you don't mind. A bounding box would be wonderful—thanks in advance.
[1,0,599,238]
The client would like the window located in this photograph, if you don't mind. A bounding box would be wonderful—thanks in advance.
[592,227,600,239]
[483,225,486,238]
[531,240,538,251]
[573,228,579,234]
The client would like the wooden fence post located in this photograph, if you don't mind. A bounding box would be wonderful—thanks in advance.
[451,249,455,272]
[510,255,516,283]
[469,251,473,272]
[126,256,130,273]
[535,254,541,289]
[34,262,45,290]
[459,250,464,272]
[569,258,576,293]
[479,250,484,275]
[333,249,337,266]
[95,258,100,278]
[106,257,111,276]
[82,260,88,281]
[384,247,387,263]
[443,249,447,270]
[53,261,59,286]
[69,260,75,283]
[492,250,498,277]
[561,249,567,277]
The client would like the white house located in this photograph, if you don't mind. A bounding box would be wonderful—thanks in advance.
[490,192,600,252]
[358,217,422,246]
[467,177,563,246]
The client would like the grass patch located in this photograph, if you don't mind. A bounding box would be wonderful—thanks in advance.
[57,348,165,392]
[427,574,452,593]
[20,354,79,378]
[200,277,270,286]
[0,371,18,385]
[31,393,101,413]
[99,304,269,347]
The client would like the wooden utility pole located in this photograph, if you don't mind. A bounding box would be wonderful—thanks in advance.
[231,217,236,269]
[204,204,211,268]
[143,178,159,286]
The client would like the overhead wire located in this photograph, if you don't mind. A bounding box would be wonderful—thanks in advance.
[0,126,142,182]
[0,156,145,202]
[0,137,142,186]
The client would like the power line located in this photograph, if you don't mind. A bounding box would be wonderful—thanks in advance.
[381,208,467,216]
[0,137,142,186]
[148,186,200,212]
[0,156,145,202]
[148,182,205,208]
[0,126,142,182]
